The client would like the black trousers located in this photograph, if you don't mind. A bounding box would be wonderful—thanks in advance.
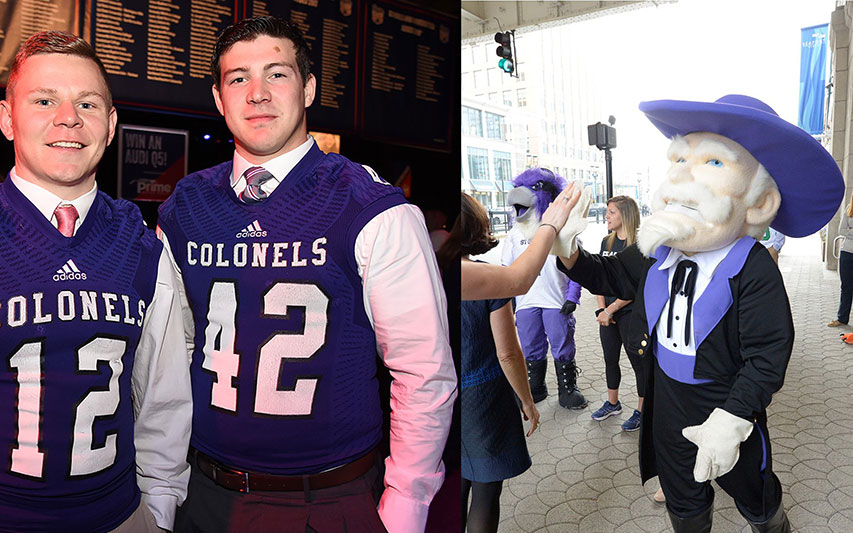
[599,313,646,397]
[652,360,781,521]
[175,453,386,533]
[839,250,853,323]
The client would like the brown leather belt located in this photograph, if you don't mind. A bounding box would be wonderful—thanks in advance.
[192,447,376,493]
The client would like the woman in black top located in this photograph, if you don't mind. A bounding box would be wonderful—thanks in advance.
[589,196,646,433]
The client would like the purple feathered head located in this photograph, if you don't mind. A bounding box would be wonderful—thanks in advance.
[507,168,568,225]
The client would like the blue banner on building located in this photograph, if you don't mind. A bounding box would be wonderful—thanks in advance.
[799,24,829,135]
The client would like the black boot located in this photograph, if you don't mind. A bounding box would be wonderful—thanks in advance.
[747,507,791,533]
[526,359,548,403]
[668,503,712,533]
[554,360,588,409]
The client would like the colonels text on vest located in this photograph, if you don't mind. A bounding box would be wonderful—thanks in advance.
[186,238,327,268]
[0,291,146,328]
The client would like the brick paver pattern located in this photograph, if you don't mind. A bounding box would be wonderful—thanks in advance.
[493,233,853,532]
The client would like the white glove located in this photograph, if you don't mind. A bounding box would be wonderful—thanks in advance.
[551,183,592,257]
[681,407,754,482]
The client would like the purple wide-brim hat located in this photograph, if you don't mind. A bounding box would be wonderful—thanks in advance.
[639,94,844,237]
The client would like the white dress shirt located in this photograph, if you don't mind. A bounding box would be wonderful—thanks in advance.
[10,168,97,233]
[230,136,314,195]
[655,241,738,354]
[11,170,192,531]
[159,136,456,533]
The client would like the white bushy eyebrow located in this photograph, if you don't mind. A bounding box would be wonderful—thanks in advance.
[692,138,739,162]
[667,135,689,161]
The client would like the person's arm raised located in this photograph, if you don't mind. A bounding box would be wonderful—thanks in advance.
[462,184,580,300]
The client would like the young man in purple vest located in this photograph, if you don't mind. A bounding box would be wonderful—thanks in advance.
[555,95,843,532]
[157,16,456,533]
[0,31,192,532]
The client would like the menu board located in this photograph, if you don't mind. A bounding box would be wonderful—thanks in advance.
[90,0,236,114]
[0,1,454,151]
[247,0,357,133]
[361,0,453,150]
[0,0,79,83]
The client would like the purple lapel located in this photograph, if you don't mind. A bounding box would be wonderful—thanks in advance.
[643,237,755,348]
[692,237,755,347]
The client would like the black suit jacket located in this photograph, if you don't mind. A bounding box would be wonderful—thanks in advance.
[557,240,794,482]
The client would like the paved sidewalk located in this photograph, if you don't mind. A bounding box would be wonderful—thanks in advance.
[490,232,853,532]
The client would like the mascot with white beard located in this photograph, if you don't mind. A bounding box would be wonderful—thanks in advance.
[556,95,844,533]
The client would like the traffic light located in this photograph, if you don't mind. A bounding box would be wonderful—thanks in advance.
[494,31,514,75]
[587,122,617,150]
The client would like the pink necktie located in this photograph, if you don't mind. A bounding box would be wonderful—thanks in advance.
[54,204,79,237]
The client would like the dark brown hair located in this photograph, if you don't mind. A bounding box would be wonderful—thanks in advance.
[7,31,112,107]
[211,16,312,88]
[460,193,498,257]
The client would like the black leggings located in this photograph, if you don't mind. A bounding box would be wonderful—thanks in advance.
[599,312,646,397]
[461,478,503,533]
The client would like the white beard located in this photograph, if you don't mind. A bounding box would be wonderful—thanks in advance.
[637,212,695,256]
[637,181,733,256]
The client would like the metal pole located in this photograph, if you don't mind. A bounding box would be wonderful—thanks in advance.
[605,148,613,199]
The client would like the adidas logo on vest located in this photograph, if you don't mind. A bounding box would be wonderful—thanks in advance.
[53,259,87,281]
[236,220,267,238]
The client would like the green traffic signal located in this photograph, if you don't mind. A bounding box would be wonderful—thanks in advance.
[494,31,515,75]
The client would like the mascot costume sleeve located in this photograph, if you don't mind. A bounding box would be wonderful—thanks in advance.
[554,95,844,533]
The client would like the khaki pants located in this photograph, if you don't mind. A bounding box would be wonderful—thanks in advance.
[110,503,164,533]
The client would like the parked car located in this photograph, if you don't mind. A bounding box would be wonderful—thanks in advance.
[587,202,606,222]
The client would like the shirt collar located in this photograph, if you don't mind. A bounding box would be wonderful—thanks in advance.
[657,240,739,278]
[9,167,98,224]
[230,135,315,188]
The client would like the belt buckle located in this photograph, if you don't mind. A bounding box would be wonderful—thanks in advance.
[236,469,250,493]
[212,461,250,493]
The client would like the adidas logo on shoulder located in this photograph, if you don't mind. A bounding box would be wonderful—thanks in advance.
[236,220,268,238]
[53,259,87,281]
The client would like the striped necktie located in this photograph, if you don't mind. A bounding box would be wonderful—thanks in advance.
[240,166,274,204]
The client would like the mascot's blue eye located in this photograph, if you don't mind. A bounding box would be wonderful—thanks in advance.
[531,181,544,191]
[706,159,723,167]
[676,158,686,163]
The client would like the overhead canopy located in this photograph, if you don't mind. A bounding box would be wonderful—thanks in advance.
[470,179,499,191]
[462,1,676,43]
